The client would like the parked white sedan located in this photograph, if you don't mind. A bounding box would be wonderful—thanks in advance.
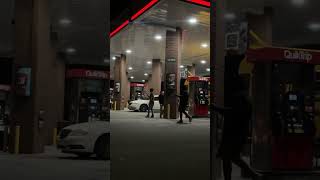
[57,120,110,159]
[128,95,160,112]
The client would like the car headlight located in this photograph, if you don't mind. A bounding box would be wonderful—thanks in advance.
[69,129,88,136]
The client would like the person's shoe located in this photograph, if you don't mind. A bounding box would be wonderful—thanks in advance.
[151,115,154,118]
[177,120,183,124]
[145,115,149,118]
[189,117,192,123]
[254,172,264,180]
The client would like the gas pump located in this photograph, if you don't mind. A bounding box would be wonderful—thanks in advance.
[246,46,320,171]
[270,65,316,170]
[187,76,209,117]
[0,101,5,150]
[130,83,144,100]
[78,92,102,123]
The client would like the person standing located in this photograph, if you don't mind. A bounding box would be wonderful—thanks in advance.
[159,91,165,118]
[177,86,192,124]
[214,80,262,180]
[146,88,154,118]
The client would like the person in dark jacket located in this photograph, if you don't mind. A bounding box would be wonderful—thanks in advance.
[177,86,192,124]
[146,88,154,118]
[159,91,165,118]
[214,81,261,180]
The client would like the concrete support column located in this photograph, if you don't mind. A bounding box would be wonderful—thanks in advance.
[144,80,150,95]
[248,7,273,171]
[187,63,196,77]
[211,0,225,179]
[125,72,130,107]
[12,0,65,153]
[114,54,128,110]
[164,28,182,119]
[150,59,161,95]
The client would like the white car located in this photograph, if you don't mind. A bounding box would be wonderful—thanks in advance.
[128,95,160,112]
[57,120,110,160]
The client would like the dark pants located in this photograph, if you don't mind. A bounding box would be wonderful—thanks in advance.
[160,104,164,118]
[179,105,191,120]
[222,155,256,180]
[147,103,154,117]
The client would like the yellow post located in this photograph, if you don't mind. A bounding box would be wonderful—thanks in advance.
[53,128,57,146]
[167,104,170,119]
[114,101,117,110]
[14,126,20,154]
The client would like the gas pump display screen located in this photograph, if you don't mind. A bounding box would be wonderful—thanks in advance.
[89,106,97,110]
[136,87,143,91]
[90,99,97,104]
[289,94,297,101]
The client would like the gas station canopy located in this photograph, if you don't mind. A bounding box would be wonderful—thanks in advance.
[110,0,210,81]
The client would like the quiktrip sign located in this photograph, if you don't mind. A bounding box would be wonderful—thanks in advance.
[66,69,109,79]
[247,47,320,64]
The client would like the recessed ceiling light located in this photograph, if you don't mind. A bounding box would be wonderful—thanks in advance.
[188,17,198,25]
[142,80,145,82]
[59,18,72,25]
[66,47,76,54]
[147,61,152,64]
[224,13,236,20]
[130,76,134,79]
[200,60,206,64]
[126,49,132,54]
[154,35,162,40]
[308,23,320,32]
[201,43,209,48]
[128,67,133,70]
[180,65,184,68]
[291,0,306,6]
[144,73,148,76]
[112,56,116,60]
[206,68,210,72]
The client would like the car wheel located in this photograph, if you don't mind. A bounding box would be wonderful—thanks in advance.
[94,134,110,160]
[139,104,148,112]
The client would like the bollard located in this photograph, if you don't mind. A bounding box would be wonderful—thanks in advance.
[114,101,117,110]
[53,128,57,146]
[14,126,20,154]
[167,104,170,119]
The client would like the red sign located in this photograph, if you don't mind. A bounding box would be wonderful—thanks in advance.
[247,47,320,64]
[130,83,145,87]
[66,69,109,79]
[187,76,210,82]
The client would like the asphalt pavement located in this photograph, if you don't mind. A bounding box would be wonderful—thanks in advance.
[111,110,213,180]
[0,146,109,180]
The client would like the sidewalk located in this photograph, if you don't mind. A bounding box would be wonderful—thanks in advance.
[0,146,76,159]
